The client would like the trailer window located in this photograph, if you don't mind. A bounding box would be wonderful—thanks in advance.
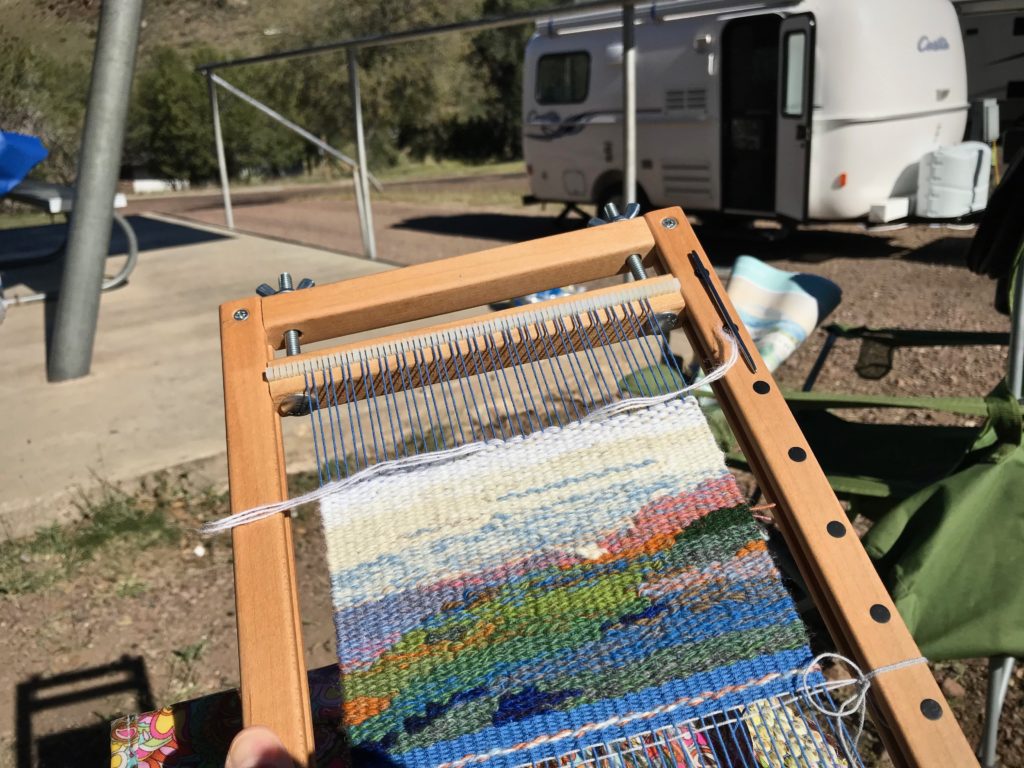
[536,52,590,104]
[782,31,807,116]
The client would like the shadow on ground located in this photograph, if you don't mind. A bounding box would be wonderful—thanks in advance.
[0,215,228,263]
[901,235,974,266]
[392,212,975,269]
[15,656,154,768]
[699,226,974,267]
[697,226,906,264]
[392,212,588,242]
[0,216,229,297]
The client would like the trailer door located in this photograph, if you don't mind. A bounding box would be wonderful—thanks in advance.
[775,14,815,221]
[721,16,781,214]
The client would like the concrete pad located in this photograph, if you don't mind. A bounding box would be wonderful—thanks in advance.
[0,215,391,540]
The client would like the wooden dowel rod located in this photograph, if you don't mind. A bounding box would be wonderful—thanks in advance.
[267,275,679,374]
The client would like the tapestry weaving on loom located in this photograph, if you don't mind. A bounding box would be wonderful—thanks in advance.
[320,397,851,768]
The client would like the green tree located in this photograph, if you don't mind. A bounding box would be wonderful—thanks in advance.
[3,0,573,188]
[295,0,571,164]
[455,0,550,160]
[298,1,490,165]
[0,38,89,182]
[126,47,219,182]
[126,46,311,183]
[220,60,309,177]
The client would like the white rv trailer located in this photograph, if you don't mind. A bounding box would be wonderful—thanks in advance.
[954,0,1024,134]
[522,0,969,221]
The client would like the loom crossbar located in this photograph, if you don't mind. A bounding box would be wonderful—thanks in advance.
[218,207,977,767]
[265,277,684,415]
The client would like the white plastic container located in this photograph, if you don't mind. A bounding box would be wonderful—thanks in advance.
[869,197,911,224]
[916,141,991,218]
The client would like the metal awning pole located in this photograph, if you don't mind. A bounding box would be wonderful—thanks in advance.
[48,0,143,382]
[207,74,235,230]
[347,47,377,261]
[977,232,1023,768]
[622,2,637,206]
[1008,248,1024,399]
[350,163,370,261]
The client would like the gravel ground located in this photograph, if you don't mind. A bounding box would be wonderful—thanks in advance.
[3,177,1018,766]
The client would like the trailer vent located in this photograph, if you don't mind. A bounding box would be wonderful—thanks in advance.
[665,90,687,110]
[662,160,712,198]
[665,88,707,112]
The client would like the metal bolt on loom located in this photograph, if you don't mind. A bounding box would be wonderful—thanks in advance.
[597,205,752,374]
[588,201,641,228]
[587,203,686,363]
[256,273,315,356]
[589,203,648,283]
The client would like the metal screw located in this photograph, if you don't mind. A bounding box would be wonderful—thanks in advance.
[589,202,642,228]
[655,312,678,335]
[625,253,646,281]
[254,272,315,355]
[279,393,313,417]
[233,309,249,321]
[283,329,302,357]
[661,217,678,230]
[278,273,302,356]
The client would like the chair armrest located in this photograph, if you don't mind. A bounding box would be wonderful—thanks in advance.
[781,389,991,417]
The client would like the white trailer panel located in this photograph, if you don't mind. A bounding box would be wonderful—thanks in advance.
[523,0,969,221]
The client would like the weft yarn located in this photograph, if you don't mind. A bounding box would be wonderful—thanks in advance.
[320,398,850,768]
[199,330,738,537]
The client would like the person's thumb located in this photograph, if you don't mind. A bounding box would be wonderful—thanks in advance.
[225,725,293,768]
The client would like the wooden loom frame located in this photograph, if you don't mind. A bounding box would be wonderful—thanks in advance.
[219,208,976,767]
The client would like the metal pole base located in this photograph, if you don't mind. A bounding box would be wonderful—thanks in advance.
[47,0,143,381]
[979,655,1016,767]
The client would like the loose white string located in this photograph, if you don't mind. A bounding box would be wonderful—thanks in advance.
[200,330,738,536]
[583,329,737,420]
[800,651,928,758]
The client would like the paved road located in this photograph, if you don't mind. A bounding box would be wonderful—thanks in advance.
[126,174,591,266]
[126,173,980,271]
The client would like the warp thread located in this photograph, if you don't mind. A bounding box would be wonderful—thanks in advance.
[321,392,815,767]
[431,667,805,768]
[200,330,738,536]
[800,652,928,758]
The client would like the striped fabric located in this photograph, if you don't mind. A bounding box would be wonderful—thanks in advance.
[319,398,827,768]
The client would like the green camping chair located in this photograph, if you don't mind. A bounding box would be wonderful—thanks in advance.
[626,322,1022,767]
[778,379,1021,768]
[782,151,1024,767]
[623,152,1024,765]
[776,332,1021,766]
[749,161,1023,765]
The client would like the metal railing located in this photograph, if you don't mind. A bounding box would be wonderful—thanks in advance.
[203,70,382,260]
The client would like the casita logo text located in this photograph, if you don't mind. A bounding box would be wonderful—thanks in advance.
[918,35,950,52]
